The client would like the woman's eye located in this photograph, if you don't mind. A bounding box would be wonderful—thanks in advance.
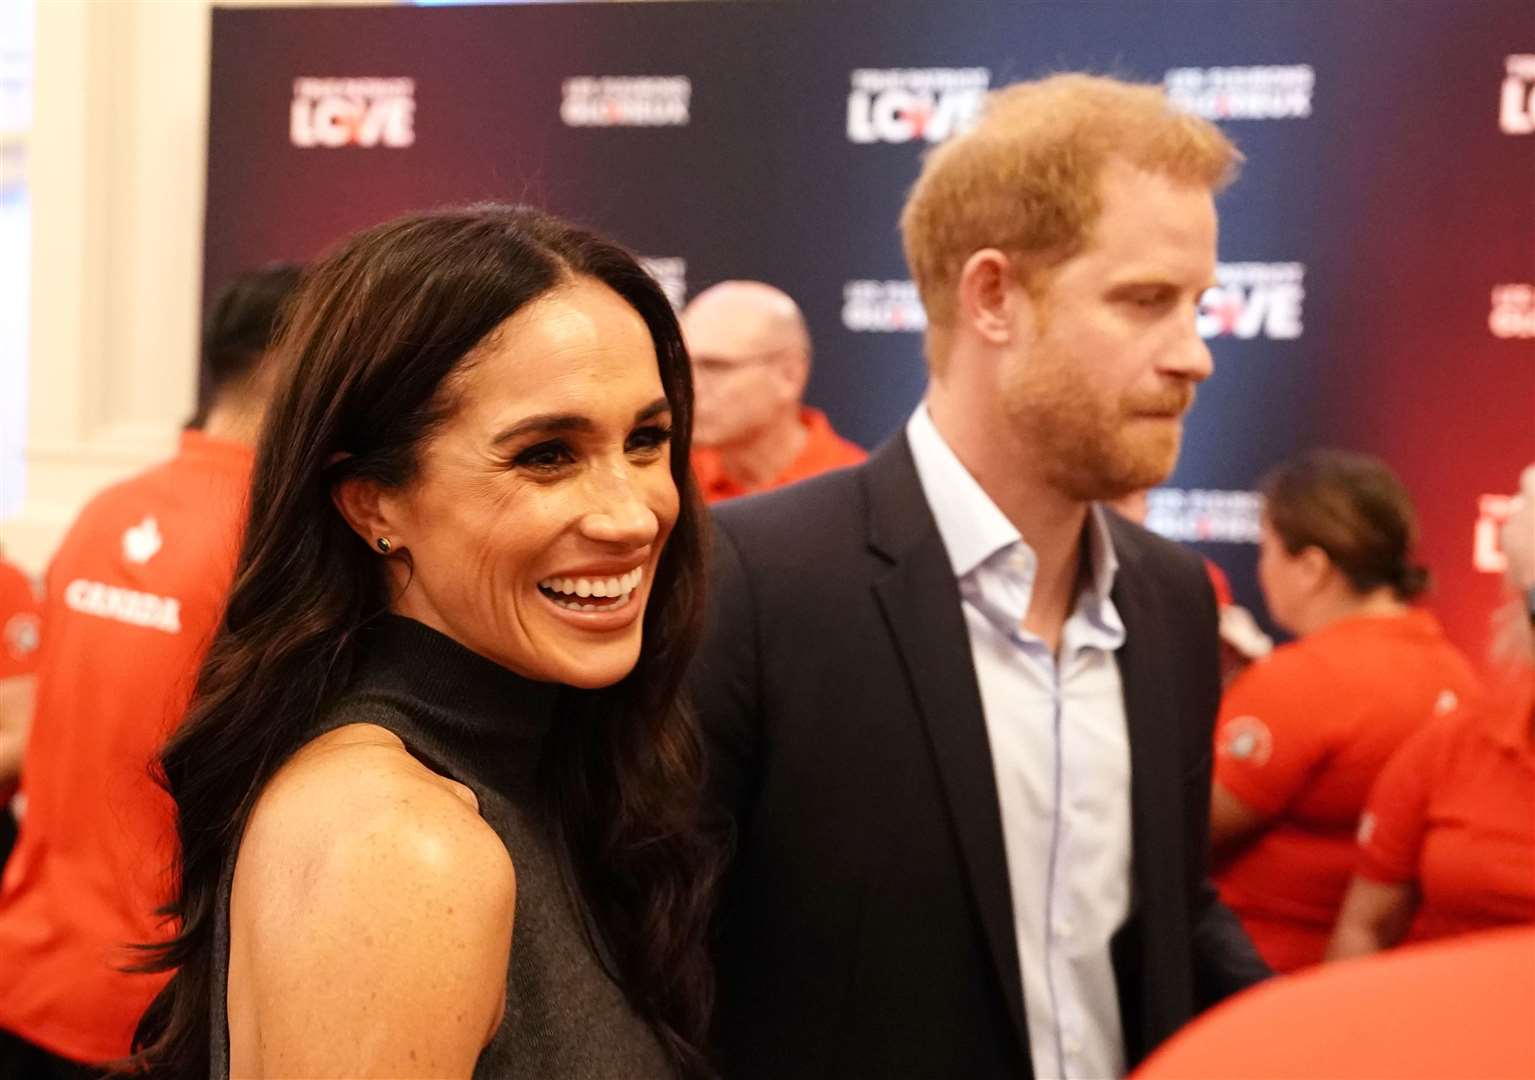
[513,440,575,471]
[627,425,674,455]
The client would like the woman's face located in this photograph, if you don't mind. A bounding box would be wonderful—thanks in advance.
[381,277,680,688]
[1256,516,1309,636]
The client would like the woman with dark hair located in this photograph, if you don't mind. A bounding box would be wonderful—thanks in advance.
[1207,449,1481,973]
[1327,463,1535,959]
[129,205,718,1078]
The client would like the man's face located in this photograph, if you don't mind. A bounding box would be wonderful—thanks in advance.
[1000,161,1218,502]
[681,304,802,449]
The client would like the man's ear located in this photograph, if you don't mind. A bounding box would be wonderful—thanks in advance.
[776,348,811,401]
[332,475,403,552]
[957,248,1029,347]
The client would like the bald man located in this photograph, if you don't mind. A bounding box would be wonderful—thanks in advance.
[681,281,866,502]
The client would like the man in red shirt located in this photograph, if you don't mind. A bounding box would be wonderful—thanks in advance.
[681,280,866,502]
[0,554,41,794]
[0,265,300,1074]
[0,553,42,875]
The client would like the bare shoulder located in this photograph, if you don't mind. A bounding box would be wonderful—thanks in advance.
[239,722,509,893]
[229,723,516,1076]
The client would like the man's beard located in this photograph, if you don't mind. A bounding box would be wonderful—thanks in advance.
[1003,348,1193,503]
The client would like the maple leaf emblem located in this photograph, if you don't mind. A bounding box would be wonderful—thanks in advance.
[123,516,163,564]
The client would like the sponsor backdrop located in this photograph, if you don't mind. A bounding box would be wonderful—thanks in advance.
[204,0,1534,654]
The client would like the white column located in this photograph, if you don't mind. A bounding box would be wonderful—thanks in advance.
[3,0,399,578]
[3,0,208,575]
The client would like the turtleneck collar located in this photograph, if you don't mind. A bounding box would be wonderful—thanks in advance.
[345,614,561,790]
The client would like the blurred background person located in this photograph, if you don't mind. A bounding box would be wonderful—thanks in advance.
[681,280,865,502]
[1131,924,1535,1080]
[0,265,301,1077]
[1209,450,1481,973]
[1328,462,1535,959]
[0,552,41,876]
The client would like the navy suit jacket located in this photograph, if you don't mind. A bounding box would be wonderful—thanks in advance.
[689,433,1269,1079]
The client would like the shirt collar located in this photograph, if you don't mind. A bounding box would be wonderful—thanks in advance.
[906,402,1018,578]
[1082,501,1122,612]
[179,428,256,471]
[1484,671,1535,758]
[905,402,1121,624]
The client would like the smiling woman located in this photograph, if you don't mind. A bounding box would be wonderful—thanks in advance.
[341,278,684,693]
[125,206,718,1080]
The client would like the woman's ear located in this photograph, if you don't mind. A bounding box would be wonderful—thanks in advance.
[1297,544,1334,593]
[332,475,402,553]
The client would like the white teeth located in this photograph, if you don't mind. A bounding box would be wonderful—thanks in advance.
[538,567,645,608]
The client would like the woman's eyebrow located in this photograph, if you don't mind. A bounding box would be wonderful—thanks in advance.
[492,413,591,445]
[492,397,671,445]
[635,397,671,423]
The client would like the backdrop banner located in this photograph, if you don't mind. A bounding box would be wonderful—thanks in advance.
[204,0,1535,653]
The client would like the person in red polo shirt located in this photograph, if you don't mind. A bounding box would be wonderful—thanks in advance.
[681,280,866,502]
[0,553,42,876]
[1328,463,1535,958]
[1209,451,1481,974]
[0,265,301,1076]
[0,553,41,795]
[1130,925,1535,1080]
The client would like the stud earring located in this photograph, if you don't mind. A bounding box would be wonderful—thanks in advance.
[376,537,392,553]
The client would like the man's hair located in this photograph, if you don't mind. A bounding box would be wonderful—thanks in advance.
[899,73,1242,368]
[192,263,304,426]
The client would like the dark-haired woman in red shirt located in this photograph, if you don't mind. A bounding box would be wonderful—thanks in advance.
[1329,464,1535,958]
[1209,451,1481,972]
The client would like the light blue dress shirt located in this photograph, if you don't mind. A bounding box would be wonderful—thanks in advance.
[907,404,1132,1080]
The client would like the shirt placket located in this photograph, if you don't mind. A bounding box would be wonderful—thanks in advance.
[997,546,1080,1080]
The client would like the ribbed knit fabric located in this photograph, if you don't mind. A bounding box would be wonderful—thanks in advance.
[208,614,675,1078]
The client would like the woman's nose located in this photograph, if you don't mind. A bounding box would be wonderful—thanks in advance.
[579,473,661,546]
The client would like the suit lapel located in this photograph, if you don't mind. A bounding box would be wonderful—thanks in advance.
[1107,522,1191,1048]
[863,435,1030,1059]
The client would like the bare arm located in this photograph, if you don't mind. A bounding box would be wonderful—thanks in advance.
[1209,781,1272,864]
[1326,876,1419,961]
[229,733,515,1078]
[0,674,37,792]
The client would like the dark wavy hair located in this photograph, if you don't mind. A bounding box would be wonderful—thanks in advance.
[129,205,719,1076]
[1262,449,1429,600]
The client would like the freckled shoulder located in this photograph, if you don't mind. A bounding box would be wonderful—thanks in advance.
[229,723,516,1076]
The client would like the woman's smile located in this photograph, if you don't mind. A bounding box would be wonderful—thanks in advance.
[536,565,647,628]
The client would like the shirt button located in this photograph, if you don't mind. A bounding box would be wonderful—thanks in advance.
[1055,918,1074,937]
[1065,1036,1083,1056]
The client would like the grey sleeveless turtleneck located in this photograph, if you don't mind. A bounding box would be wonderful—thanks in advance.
[208,614,676,1079]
